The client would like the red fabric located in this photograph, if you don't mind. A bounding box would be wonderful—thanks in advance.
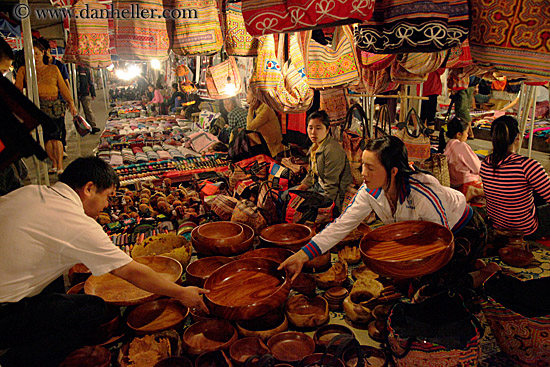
[417,69,444,96]
[285,112,307,134]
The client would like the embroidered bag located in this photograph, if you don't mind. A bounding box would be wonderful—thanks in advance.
[63,19,78,64]
[205,56,242,99]
[172,0,223,56]
[420,153,450,187]
[257,181,281,224]
[187,131,219,153]
[303,26,360,89]
[363,67,392,94]
[320,88,348,125]
[394,109,431,163]
[241,0,375,35]
[231,199,268,233]
[399,51,448,76]
[358,50,396,71]
[71,0,111,68]
[355,0,470,54]
[390,62,428,85]
[73,115,93,137]
[373,104,392,139]
[226,1,259,57]
[281,190,337,224]
[113,0,169,60]
[340,103,370,186]
[446,39,472,69]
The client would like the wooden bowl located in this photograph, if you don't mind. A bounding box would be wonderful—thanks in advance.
[304,251,332,271]
[267,332,315,363]
[229,337,270,366]
[192,223,254,256]
[87,306,121,345]
[68,263,91,286]
[291,273,317,298]
[498,245,534,267]
[127,298,189,334]
[260,224,314,251]
[189,307,212,322]
[154,356,193,367]
[236,311,289,341]
[204,258,291,320]
[343,295,373,324]
[313,324,354,352]
[195,221,245,247]
[285,295,329,328]
[195,350,233,367]
[341,345,386,367]
[59,346,111,367]
[239,248,294,264]
[84,256,183,306]
[67,281,85,295]
[359,221,454,278]
[298,353,345,367]
[186,256,235,287]
[367,320,386,342]
[182,319,238,355]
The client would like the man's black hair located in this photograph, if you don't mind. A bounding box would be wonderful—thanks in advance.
[37,37,51,51]
[0,37,14,61]
[59,156,120,192]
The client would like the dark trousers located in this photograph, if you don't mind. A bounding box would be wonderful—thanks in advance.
[421,94,438,124]
[0,281,108,367]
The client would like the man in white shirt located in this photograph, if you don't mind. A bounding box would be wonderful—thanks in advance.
[0,157,208,366]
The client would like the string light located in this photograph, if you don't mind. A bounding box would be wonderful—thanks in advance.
[225,75,237,96]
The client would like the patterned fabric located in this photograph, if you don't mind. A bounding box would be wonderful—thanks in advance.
[358,51,396,71]
[226,2,259,57]
[390,62,428,85]
[212,195,239,221]
[250,33,313,113]
[399,51,447,76]
[469,0,550,82]
[63,19,78,64]
[303,26,359,89]
[447,39,473,69]
[241,0,375,35]
[228,106,248,130]
[72,0,111,68]
[113,0,169,60]
[205,56,242,99]
[172,0,223,56]
[320,88,348,125]
[355,0,470,54]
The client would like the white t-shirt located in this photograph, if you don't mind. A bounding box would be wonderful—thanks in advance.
[0,182,131,302]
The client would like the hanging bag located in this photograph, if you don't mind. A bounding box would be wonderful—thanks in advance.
[339,103,370,186]
[231,199,268,233]
[172,0,223,56]
[303,26,360,89]
[394,109,431,163]
[225,1,259,57]
[420,153,450,187]
[319,88,348,125]
[446,39,473,69]
[249,33,314,113]
[205,56,242,99]
[373,104,392,139]
[257,181,281,225]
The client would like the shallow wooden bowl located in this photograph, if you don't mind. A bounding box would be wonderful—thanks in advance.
[127,298,189,334]
[192,223,254,256]
[267,332,316,363]
[498,245,534,267]
[67,281,86,295]
[189,307,212,322]
[285,295,329,328]
[239,248,294,264]
[186,256,235,287]
[229,337,270,366]
[84,256,183,306]
[195,350,233,367]
[204,258,291,320]
[298,353,345,367]
[153,356,193,367]
[236,311,289,341]
[341,345,386,367]
[313,324,354,352]
[359,221,454,278]
[260,224,314,251]
[195,221,245,247]
[182,319,238,355]
[291,273,317,298]
[59,345,111,367]
[68,263,91,286]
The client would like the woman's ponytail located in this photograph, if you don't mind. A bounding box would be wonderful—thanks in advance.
[489,116,520,169]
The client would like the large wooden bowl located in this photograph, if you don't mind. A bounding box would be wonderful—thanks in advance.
[84,256,183,306]
[127,298,189,334]
[204,258,291,320]
[192,223,254,256]
[236,311,289,341]
[498,245,534,267]
[239,248,294,264]
[285,295,329,328]
[359,221,454,278]
[59,346,111,367]
[313,324,354,352]
[229,337,270,366]
[195,350,233,367]
[260,224,314,252]
[341,345,386,367]
[195,221,245,247]
[267,332,315,363]
[182,319,238,355]
[185,256,235,287]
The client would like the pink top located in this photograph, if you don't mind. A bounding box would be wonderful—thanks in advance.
[151,89,164,104]
[444,139,481,186]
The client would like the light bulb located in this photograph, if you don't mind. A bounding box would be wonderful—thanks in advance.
[106,64,115,72]
[151,59,161,70]
[225,82,237,96]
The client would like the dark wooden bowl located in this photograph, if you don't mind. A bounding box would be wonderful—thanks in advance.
[192,223,254,256]
[291,273,317,298]
[204,258,291,320]
[260,224,314,251]
[367,320,386,342]
[267,332,316,363]
[313,324,355,352]
[182,319,238,355]
[239,248,294,264]
[359,221,454,278]
[68,263,91,286]
[229,337,270,366]
[154,356,193,367]
[190,307,212,322]
[298,353,345,367]
[87,306,120,345]
[236,311,289,341]
[84,256,183,306]
[59,346,111,367]
[186,256,235,287]
[67,281,86,295]
[285,295,329,328]
[127,298,189,334]
[195,221,245,247]
[498,245,535,267]
[304,251,332,271]
[342,345,386,367]
[195,350,233,367]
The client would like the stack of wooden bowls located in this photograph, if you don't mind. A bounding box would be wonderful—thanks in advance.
[191,221,254,256]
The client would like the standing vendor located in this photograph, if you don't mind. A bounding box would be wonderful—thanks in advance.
[294,110,352,209]
[0,157,208,367]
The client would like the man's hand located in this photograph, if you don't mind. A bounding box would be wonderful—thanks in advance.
[278,250,310,282]
[176,286,210,313]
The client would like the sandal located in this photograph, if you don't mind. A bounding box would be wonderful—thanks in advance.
[48,168,57,174]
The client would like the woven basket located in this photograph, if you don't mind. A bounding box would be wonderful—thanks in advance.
[420,154,450,187]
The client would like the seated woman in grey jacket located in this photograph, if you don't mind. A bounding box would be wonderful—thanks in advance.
[295,110,352,209]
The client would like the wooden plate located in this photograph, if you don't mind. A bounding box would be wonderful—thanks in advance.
[204,258,291,320]
[127,298,189,334]
[267,332,315,363]
[260,224,314,251]
[359,221,454,278]
[84,256,183,306]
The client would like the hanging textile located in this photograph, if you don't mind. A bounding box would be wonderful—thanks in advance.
[320,88,348,125]
[226,1,259,57]
[205,56,242,99]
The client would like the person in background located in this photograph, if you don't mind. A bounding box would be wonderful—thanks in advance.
[246,89,285,157]
[480,116,550,240]
[224,96,247,137]
[294,110,352,210]
[77,65,100,134]
[449,69,474,139]
[165,82,186,112]
[148,84,164,114]
[418,69,445,127]
[0,157,209,367]
[441,118,484,203]
[15,40,78,175]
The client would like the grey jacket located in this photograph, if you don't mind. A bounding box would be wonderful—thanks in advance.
[302,135,352,207]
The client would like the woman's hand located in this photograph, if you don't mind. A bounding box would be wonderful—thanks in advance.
[69,103,78,117]
[278,250,310,282]
[176,286,210,313]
